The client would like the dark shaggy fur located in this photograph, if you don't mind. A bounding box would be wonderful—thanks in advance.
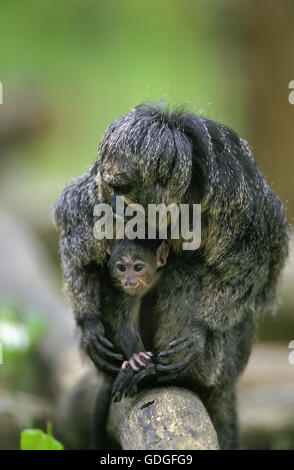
[55,103,289,449]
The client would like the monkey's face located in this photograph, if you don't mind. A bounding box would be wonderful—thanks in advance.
[108,240,169,296]
[113,255,155,296]
[97,106,193,227]
[101,164,172,211]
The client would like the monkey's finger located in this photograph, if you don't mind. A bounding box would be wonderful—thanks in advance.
[121,360,129,370]
[97,320,106,336]
[133,354,147,367]
[129,358,140,371]
[112,394,122,403]
[125,365,156,397]
[111,380,121,398]
[112,368,135,401]
[139,352,153,361]
[112,382,124,402]
[156,352,194,375]
[157,354,193,374]
[93,339,124,362]
[112,377,131,402]
[112,387,124,402]
[168,335,189,348]
[97,333,114,349]
[158,339,193,358]
[124,374,143,397]
[92,356,121,374]
[88,346,121,374]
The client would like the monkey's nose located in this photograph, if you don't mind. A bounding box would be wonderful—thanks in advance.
[124,280,140,289]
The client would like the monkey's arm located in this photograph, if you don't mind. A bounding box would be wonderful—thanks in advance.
[55,172,124,375]
[65,262,123,375]
[111,294,153,372]
[62,251,150,376]
[111,295,145,357]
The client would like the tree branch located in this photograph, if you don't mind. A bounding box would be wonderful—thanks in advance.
[107,386,219,450]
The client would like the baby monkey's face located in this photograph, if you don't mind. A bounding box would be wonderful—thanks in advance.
[114,254,154,296]
[107,241,169,297]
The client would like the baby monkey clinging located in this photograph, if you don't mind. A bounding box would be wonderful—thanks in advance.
[102,239,169,373]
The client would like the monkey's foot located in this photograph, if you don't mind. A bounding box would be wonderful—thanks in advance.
[112,362,156,402]
[122,351,153,372]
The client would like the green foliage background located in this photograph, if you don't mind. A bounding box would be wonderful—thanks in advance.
[0,0,245,201]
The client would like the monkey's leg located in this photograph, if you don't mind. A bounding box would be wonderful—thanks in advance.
[112,325,155,402]
[204,384,239,450]
[114,318,150,363]
[112,362,156,402]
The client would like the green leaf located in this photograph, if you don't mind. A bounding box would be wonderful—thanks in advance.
[20,429,64,450]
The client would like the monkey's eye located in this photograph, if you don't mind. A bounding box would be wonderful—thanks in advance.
[134,264,144,272]
[117,264,126,272]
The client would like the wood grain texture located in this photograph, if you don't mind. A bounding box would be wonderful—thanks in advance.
[107,386,219,450]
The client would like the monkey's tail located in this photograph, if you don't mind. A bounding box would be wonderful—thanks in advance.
[91,379,112,450]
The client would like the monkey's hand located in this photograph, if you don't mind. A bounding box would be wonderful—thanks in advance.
[81,318,123,375]
[156,323,207,381]
[122,351,153,372]
[112,362,156,402]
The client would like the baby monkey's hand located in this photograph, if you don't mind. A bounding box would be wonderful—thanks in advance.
[122,351,153,371]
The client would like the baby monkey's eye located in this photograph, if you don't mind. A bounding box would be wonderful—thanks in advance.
[134,264,144,272]
[117,264,126,272]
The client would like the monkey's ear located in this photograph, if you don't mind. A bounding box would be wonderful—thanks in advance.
[156,241,169,268]
[106,246,112,256]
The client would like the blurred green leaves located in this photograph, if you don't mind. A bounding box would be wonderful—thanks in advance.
[0,301,47,391]
[0,0,244,198]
